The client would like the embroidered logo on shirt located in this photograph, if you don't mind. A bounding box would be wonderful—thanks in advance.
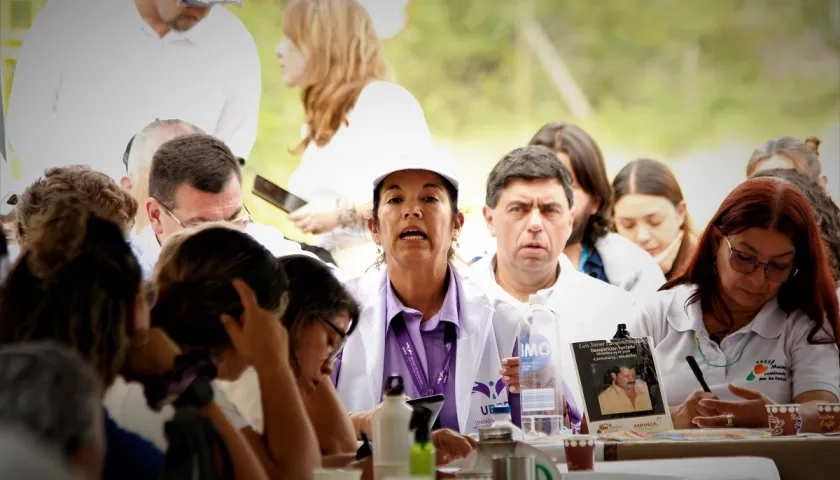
[746,359,775,381]
[472,378,506,400]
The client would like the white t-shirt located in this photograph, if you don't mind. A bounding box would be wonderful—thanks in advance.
[103,377,250,449]
[287,80,434,252]
[466,253,644,410]
[632,284,840,405]
[5,0,260,191]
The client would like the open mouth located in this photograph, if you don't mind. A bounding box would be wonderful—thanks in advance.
[399,227,427,241]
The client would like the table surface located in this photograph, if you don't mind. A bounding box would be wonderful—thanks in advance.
[555,457,780,480]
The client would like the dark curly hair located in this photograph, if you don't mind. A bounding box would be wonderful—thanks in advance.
[750,168,840,283]
[0,198,142,387]
[15,165,138,249]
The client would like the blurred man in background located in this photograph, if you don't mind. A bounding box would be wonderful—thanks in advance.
[6,0,259,192]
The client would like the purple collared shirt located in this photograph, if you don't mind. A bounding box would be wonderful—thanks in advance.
[381,269,461,431]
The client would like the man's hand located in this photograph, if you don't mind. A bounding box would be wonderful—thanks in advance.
[431,429,476,465]
[500,357,520,394]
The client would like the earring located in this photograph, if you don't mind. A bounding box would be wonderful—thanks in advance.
[712,257,718,275]
[377,245,384,255]
[455,240,460,249]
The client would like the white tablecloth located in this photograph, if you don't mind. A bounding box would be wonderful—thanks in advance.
[557,457,779,480]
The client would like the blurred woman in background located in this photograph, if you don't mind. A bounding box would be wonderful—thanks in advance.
[751,168,840,286]
[633,177,839,432]
[746,136,826,188]
[612,158,697,280]
[277,0,435,275]
[0,199,267,480]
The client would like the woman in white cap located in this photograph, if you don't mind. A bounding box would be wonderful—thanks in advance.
[330,154,519,437]
[276,0,433,275]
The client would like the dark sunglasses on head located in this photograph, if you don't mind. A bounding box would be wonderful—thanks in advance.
[723,237,798,283]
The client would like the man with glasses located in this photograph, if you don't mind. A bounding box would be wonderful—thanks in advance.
[132,133,312,276]
[7,0,258,190]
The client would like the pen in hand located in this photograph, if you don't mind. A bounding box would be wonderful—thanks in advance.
[685,355,711,393]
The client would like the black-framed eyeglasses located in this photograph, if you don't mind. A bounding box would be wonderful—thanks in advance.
[152,197,251,229]
[316,316,353,364]
[723,237,798,283]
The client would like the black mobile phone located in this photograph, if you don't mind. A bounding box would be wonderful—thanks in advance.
[252,175,308,213]
[407,394,445,430]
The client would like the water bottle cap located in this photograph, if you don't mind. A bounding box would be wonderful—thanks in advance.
[383,374,405,396]
[490,405,511,415]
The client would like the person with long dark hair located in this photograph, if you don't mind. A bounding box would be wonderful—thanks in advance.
[632,177,840,432]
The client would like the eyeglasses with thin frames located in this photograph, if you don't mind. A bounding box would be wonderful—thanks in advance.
[316,316,352,364]
[153,198,251,229]
[723,237,797,283]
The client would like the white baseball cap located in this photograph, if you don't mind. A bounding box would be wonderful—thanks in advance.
[371,148,460,190]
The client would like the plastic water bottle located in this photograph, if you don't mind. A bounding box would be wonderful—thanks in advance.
[489,405,524,441]
[518,294,564,438]
[372,375,413,480]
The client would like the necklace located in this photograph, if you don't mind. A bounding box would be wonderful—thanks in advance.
[693,332,756,368]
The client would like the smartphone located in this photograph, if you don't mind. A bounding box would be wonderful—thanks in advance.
[252,175,308,213]
[0,194,18,217]
[407,394,446,430]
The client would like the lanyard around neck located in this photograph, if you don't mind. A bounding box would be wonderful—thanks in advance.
[693,332,756,368]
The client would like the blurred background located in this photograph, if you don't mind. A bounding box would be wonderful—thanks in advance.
[2,0,839,244]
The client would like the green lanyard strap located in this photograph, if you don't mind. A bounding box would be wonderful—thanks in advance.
[693,332,757,368]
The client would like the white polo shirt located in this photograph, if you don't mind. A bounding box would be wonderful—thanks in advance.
[6,0,260,191]
[466,253,644,410]
[130,222,325,279]
[632,284,840,405]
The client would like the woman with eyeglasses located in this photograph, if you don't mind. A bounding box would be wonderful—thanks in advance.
[631,177,840,432]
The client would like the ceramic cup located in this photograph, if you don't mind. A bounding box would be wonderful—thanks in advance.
[766,404,801,436]
[817,403,840,434]
[563,435,596,472]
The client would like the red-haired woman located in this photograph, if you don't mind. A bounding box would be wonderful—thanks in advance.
[632,177,840,432]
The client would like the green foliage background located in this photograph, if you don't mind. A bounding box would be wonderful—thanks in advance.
[236,0,839,240]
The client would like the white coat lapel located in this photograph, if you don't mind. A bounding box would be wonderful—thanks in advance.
[361,271,388,405]
[454,277,494,433]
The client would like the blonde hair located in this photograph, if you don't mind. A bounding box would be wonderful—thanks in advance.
[285,0,391,154]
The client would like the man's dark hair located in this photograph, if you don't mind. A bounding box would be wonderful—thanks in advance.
[149,133,242,207]
[529,122,613,243]
[485,145,574,209]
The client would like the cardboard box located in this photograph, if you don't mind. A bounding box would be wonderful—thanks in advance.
[603,436,839,480]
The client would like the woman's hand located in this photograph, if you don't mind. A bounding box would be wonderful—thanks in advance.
[121,327,182,383]
[220,278,290,371]
[432,429,476,465]
[289,204,340,235]
[692,384,772,428]
[500,357,520,394]
[670,390,719,429]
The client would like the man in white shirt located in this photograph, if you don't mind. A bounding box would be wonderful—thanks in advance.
[466,145,643,428]
[121,119,203,234]
[131,132,312,277]
[6,0,260,192]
